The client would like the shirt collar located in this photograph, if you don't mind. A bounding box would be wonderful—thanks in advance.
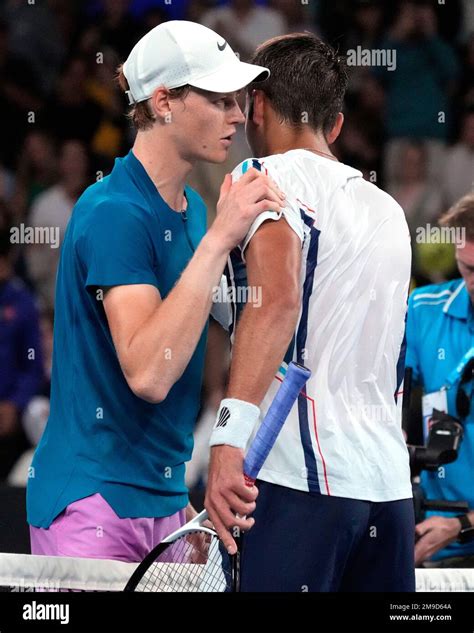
[443,279,470,320]
[123,150,161,207]
[123,150,190,214]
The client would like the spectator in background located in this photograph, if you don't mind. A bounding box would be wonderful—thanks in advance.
[0,19,44,172]
[457,34,474,107]
[81,0,141,61]
[0,204,44,481]
[389,141,443,232]
[12,131,58,223]
[406,193,474,567]
[8,309,53,487]
[0,165,15,203]
[269,0,317,35]
[42,56,104,147]
[460,0,474,42]
[388,140,451,283]
[443,110,474,208]
[130,0,190,22]
[335,115,380,181]
[201,0,287,61]
[26,140,90,310]
[337,75,386,180]
[348,0,385,47]
[1,0,65,96]
[344,0,386,92]
[186,0,215,24]
[138,5,168,34]
[376,1,459,187]
[85,47,126,159]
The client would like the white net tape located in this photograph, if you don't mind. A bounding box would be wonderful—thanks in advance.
[0,553,472,592]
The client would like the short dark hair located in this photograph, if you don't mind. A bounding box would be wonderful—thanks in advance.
[249,33,349,136]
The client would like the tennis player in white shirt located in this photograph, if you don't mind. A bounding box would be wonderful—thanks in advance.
[205,33,415,592]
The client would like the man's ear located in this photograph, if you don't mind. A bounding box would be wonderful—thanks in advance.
[327,112,344,145]
[149,86,172,121]
[251,89,266,127]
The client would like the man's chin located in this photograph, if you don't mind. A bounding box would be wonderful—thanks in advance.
[201,148,230,164]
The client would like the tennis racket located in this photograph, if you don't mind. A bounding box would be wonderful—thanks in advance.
[124,361,311,592]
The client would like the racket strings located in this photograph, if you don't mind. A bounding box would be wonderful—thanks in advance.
[135,531,231,592]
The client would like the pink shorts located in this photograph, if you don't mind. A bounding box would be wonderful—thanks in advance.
[30,493,186,562]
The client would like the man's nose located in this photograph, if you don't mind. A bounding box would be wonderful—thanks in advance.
[230,103,245,125]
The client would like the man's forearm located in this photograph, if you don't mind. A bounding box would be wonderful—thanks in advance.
[128,233,228,401]
[226,300,300,405]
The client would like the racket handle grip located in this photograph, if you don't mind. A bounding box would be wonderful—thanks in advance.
[243,362,311,482]
[244,474,255,487]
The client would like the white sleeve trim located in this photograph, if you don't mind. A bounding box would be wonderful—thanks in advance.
[240,207,306,261]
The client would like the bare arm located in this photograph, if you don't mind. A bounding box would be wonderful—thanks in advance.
[205,218,302,552]
[103,233,227,403]
[103,169,286,403]
[185,319,230,489]
[226,218,302,403]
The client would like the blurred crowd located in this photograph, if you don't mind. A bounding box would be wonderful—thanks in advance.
[0,0,473,486]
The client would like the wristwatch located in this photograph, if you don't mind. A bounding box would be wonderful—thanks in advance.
[456,514,474,544]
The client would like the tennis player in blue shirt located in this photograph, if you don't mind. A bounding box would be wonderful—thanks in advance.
[27,20,284,562]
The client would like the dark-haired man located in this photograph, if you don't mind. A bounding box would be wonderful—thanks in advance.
[205,34,415,592]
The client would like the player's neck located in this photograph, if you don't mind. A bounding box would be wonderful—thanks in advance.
[133,132,192,212]
[263,127,335,161]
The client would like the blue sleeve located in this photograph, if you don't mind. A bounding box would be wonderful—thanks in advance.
[10,296,44,410]
[405,291,422,387]
[81,200,159,292]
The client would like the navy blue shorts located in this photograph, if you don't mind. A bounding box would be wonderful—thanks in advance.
[240,480,415,592]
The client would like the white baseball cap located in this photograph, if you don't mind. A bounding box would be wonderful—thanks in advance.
[123,20,270,105]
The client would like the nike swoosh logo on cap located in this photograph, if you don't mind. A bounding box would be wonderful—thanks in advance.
[217,40,227,51]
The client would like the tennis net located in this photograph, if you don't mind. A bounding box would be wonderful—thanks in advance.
[0,553,473,592]
[0,552,227,592]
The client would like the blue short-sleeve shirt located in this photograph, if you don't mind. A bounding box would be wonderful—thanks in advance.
[27,150,208,528]
[406,279,474,559]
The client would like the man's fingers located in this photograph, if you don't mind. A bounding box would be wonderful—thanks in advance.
[244,177,285,205]
[218,504,255,531]
[253,183,285,206]
[219,173,233,198]
[414,533,434,564]
[222,491,256,517]
[253,198,285,215]
[415,521,432,538]
[238,167,263,184]
[208,509,237,555]
[231,481,259,503]
[238,169,286,200]
[207,496,255,532]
